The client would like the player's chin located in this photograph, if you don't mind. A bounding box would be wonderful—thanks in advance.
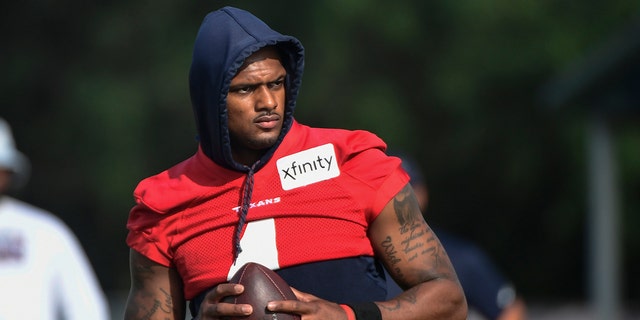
[249,132,281,149]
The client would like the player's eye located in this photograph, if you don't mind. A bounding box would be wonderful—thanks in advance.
[269,79,284,89]
[231,86,254,94]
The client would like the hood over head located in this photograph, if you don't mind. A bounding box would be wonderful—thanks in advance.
[189,6,305,172]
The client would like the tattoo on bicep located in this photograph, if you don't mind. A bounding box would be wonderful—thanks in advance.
[422,232,444,266]
[136,289,173,320]
[419,232,458,284]
[132,264,154,287]
[381,236,405,281]
[159,288,174,313]
[147,300,162,320]
[394,186,427,261]
[393,185,420,227]
[393,185,454,275]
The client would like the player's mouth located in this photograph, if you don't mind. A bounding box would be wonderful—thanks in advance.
[254,114,281,130]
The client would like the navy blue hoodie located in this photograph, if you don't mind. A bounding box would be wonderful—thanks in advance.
[189,6,304,172]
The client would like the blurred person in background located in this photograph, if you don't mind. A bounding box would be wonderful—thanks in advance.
[386,151,527,320]
[0,117,110,320]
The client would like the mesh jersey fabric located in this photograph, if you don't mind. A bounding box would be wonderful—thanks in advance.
[126,121,410,300]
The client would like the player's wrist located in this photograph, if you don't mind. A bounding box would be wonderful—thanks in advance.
[344,302,382,320]
[339,304,356,320]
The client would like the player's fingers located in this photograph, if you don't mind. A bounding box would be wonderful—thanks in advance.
[267,299,312,314]
[207,283,244,301]
[199,302,252,319]
[289,286,319,302]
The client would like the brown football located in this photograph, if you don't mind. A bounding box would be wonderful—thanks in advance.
[222,262,300,320]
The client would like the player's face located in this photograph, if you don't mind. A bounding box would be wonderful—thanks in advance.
[227,47,287,165]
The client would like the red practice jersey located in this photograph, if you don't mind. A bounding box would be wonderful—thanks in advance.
[126,121,409,299]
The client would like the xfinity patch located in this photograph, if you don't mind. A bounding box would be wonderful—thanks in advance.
[277,143,340,190]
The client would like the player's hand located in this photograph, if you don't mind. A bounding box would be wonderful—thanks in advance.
[197,283,253,319]
[266,287,349,320]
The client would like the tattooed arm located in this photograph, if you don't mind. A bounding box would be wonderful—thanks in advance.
[369,183,467,320]
[267,183,467,320]
[124,249,186,320]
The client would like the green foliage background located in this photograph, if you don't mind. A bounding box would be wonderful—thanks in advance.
[2,0,639,305]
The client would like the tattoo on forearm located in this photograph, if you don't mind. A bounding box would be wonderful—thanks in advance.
[378,286,419,311]
[399,287,418,304]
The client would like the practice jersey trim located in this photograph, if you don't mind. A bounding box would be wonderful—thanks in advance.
[276,143,340,190]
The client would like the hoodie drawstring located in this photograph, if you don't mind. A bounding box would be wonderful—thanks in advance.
[233,161,259,264]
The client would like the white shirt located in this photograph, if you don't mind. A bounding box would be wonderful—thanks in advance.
[0,196,110,320]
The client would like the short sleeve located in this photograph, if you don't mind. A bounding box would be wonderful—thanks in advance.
[337,131,410,222]
[126,201,177,267]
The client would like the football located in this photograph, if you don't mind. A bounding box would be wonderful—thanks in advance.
[223,262,300,320]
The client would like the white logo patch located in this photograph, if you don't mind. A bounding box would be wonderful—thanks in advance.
[277,143,340,190]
